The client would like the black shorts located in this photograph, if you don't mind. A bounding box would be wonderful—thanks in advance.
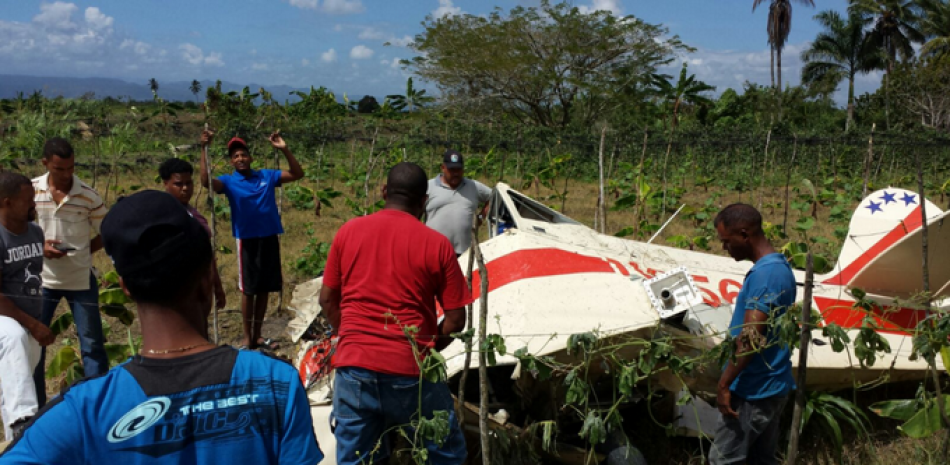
[237,235,283,295]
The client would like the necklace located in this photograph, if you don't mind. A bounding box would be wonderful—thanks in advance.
[146,342,213,355]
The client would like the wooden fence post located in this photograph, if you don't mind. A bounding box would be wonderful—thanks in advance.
[786,252,814,464]
[204,123,219,344]
[457,209,477,428]
[471,227,491,465]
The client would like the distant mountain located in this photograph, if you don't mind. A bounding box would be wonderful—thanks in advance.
[0,75,342,103]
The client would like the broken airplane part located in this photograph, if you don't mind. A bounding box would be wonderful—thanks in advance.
[289,183,948,463]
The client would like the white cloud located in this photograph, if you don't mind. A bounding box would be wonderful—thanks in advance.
[84,7,113,31]
[120,39,151,55]
[389,35,412,47]
[664,42,878,105]
[204,52,224,67]
[302,58,310,66]
[33,2,78,30]
[354,26,412,47]
[180,43,204,65]
[321,48,338,63]
[322,0,364,14]
[350,44,374,59]
[288,0,319,9]
[251,63,269,71]
[359,27,387,40]
[578,0,622,16]
[286,0,364,14]
[179,43,225,67]
[432,0,461,18]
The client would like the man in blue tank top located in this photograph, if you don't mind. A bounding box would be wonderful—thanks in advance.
[0,190,322,464]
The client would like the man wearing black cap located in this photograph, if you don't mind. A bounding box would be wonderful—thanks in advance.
[0,190,323,464]
[425,149,491,257]
[199,129,303,351]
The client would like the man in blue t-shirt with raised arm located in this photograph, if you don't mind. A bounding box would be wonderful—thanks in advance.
[0,190,322,464]
[199,129,304,351]
[710,203,796,465]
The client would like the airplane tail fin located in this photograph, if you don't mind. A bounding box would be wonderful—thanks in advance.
[823,188,950,298]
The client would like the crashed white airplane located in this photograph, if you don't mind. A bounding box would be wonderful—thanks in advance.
[289,183,949,463]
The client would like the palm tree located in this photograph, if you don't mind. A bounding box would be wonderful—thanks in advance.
[801,11,882,131]
[850,0,924,71]
[753,0,815,90]
[189,80,202,105]
[386,77,435,112]
[849,0,924,128]
[651,63,715,220]
[918,0,950,58]
[650,63,715,130]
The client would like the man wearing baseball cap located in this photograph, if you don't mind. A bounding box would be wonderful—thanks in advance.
[0,190,323,464]
[199,129,303,351]
[425,149,492,257]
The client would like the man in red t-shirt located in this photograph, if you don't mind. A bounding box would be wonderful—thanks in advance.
[320,162,470,465]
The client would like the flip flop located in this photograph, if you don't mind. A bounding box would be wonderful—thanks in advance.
[257,338,279,350]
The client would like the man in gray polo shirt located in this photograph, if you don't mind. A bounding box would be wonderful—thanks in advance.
[426,149,492,257]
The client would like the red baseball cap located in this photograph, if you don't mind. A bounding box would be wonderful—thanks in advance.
[227,137,248,154]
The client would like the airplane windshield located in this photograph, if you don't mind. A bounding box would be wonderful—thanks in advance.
[508,191,579,225]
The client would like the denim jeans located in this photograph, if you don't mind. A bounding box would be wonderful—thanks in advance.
[709,394,789,465]
[32,272,108,406]
[333,366,467,465]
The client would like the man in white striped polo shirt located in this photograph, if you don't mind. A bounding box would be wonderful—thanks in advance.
[31,138,109,406]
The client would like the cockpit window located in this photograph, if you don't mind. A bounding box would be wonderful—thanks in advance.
[508,191,579,225]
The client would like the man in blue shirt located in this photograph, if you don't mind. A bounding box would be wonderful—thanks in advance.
[710,203,796,465]
[0,190,322,464]
[200,129,303,350]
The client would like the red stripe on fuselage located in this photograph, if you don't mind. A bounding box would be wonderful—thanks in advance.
[822,206,923,286]
[814,296,927,335]
[471,248,616,299]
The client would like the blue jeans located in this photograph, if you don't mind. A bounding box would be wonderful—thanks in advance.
[333,366,467,465]
[32,272,108,406]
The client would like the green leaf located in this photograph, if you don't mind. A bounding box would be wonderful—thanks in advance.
[46,346,80,379]
[579,412,607,445]
[870,399,920,422]
[65,363,84,384]
[614,227,635,238]
[794,216,816,232]
[50,313,74,336]
[101,270,121,286]
[564,370,588,406]
[421,350,447,384]
[942,346,950,377]
[105,343,132,364]
[99,287,132,305]
[101,304,135,326]
[567,332,597,356]
[899,401,945,438]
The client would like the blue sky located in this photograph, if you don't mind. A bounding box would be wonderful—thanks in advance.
[0,0,880,103]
